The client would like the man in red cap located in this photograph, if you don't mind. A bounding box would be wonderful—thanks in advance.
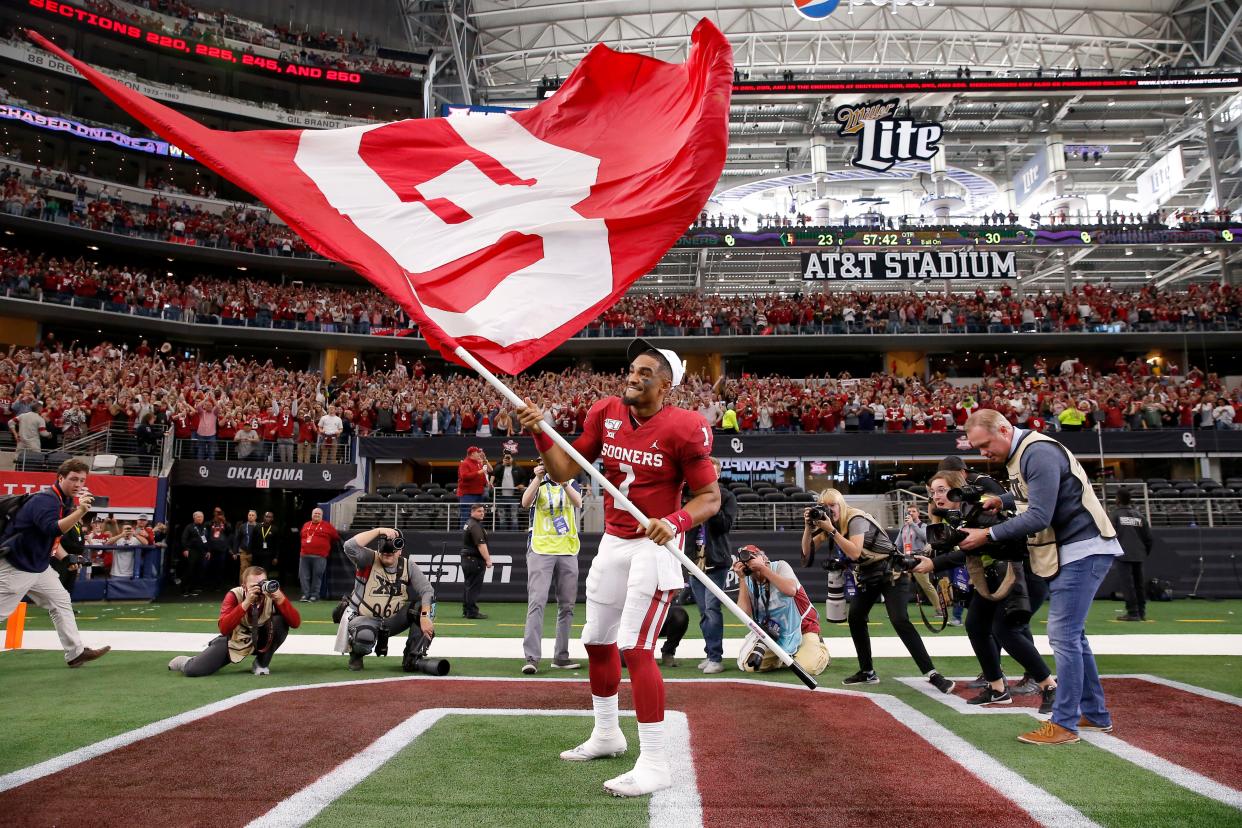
[456,446,492,529]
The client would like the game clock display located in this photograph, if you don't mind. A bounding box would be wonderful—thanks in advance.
[677,226,1242,250]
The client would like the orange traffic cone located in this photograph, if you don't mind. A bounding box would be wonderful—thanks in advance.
[4,601,28,650]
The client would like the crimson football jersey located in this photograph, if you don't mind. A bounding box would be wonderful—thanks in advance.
[574,397,717,539]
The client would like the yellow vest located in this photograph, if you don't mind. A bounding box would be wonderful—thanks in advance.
[1005,430,1115,578]
[1057,407,1086,426]
[226,586,274,663]
[530,483,580,556]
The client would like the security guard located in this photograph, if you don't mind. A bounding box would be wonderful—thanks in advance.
[460,503,493,619]
[1108,488,1153,622]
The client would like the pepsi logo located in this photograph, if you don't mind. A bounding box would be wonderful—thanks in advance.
[793,0,841,20]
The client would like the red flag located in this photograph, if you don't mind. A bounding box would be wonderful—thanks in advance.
[26,25,731,374]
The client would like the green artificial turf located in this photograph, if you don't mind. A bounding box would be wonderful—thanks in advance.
[16,596,1242,637]
[306,716,647,828]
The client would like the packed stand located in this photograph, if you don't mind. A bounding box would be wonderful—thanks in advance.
[80,0,419,78]
[3,339,1240,473]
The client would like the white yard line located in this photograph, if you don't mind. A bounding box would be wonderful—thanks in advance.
[11,629,1242,658]
[0,673,1085,827]
[245,708,701,828]
[898,675,1242,812]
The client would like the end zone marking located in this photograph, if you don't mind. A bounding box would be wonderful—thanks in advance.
[244,709,701,828]
[897,675,1242,811]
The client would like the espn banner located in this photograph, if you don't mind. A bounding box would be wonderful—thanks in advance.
[802,250,1018,280]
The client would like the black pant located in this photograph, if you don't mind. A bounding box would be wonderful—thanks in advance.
[50,557,78,594]
[182,616,289,677]
[966,590,1052,683]
[461,555,485,616]
[180,548,206,593]
[979,565,1047,677]
[848,573,934,674]
[1116,559,1146,615]
[659,605,689,655]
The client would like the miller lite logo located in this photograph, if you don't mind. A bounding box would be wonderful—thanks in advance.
[835,99,942,173]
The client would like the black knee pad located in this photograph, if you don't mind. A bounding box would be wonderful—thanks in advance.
[350,623,378,655]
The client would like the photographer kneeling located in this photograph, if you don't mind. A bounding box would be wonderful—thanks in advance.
[333,527,441,674]
[733,544,829,676]
[168,566,300,677]
[916,470,1056,713]
[803,489,954,693]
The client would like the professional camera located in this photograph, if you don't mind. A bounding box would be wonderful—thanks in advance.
[258,579,280,594]
[745,616,782,671]
[402,637,450,676]
[925,496,1026,561]
[823,558,848,624]
[733,545,759,576]
[378,529,405,554]
[61,553,91,567]
[946,485,988,505]
[806,505,829,524]
[889,553,921,573]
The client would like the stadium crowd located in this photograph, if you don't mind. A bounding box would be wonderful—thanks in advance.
[80,0,419,78]
[2,238,1240,338]
[2,338,1240,463]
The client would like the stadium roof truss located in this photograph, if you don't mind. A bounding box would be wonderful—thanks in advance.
[467,1,1190,94]
[394,1,1242,289]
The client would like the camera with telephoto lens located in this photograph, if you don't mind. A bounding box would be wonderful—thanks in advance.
[62,553,91,567]
[889,553,921,573]
[947,485,986,505]
[926,485,1025,561]
[745,616,783,671]
[807,505,829,525]
[258,579,280,594]
[402,637,450,676]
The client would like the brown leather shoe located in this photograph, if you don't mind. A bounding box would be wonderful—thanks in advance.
[67,646,111,668]
[1017,721,1080,745]
[1078,716,1114,733]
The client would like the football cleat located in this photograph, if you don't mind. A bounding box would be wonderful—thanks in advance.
[559,732,628,761]
[604,761,671,797]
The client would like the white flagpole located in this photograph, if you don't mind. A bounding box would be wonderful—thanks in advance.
[454,345,817,689]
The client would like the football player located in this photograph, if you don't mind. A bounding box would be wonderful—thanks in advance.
[517,339,720,797]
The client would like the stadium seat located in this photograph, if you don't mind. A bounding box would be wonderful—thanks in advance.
[359,493,387,503]
[762,492,787,502]
[1154,488,1182,498]
[122,455,146,475]
[91,454,120,475]
[375,486,395,496]
[1145,478,1169,488]
[387,492,411,502]
[735,493,762,503]
[1198,479,1221,490]
[790,492,816,502]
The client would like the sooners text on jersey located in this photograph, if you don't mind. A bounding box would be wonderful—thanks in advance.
[574,397,716,538]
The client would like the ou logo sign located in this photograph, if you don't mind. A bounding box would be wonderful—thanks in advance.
[292,113,611,346]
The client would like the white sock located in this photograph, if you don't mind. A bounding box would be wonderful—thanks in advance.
[636,720,666,768]
[591,694,620,739]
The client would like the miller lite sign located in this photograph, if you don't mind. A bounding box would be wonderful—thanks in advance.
[835,99,942,173]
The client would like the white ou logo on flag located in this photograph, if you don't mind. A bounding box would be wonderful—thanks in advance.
[293,113,612,346]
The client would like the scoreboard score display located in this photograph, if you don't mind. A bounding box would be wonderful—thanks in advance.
[677,225,1242,250]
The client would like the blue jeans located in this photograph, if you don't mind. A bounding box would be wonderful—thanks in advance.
[458,493,483,528]
[689,566,729,662]
[194,434,217,460]
[1046,554,1115,732]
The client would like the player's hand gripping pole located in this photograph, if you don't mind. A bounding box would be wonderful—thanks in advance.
[454,346,817,690]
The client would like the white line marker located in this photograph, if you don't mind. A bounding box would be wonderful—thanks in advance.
[898,675,1242,812]
[244,709,699,828]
